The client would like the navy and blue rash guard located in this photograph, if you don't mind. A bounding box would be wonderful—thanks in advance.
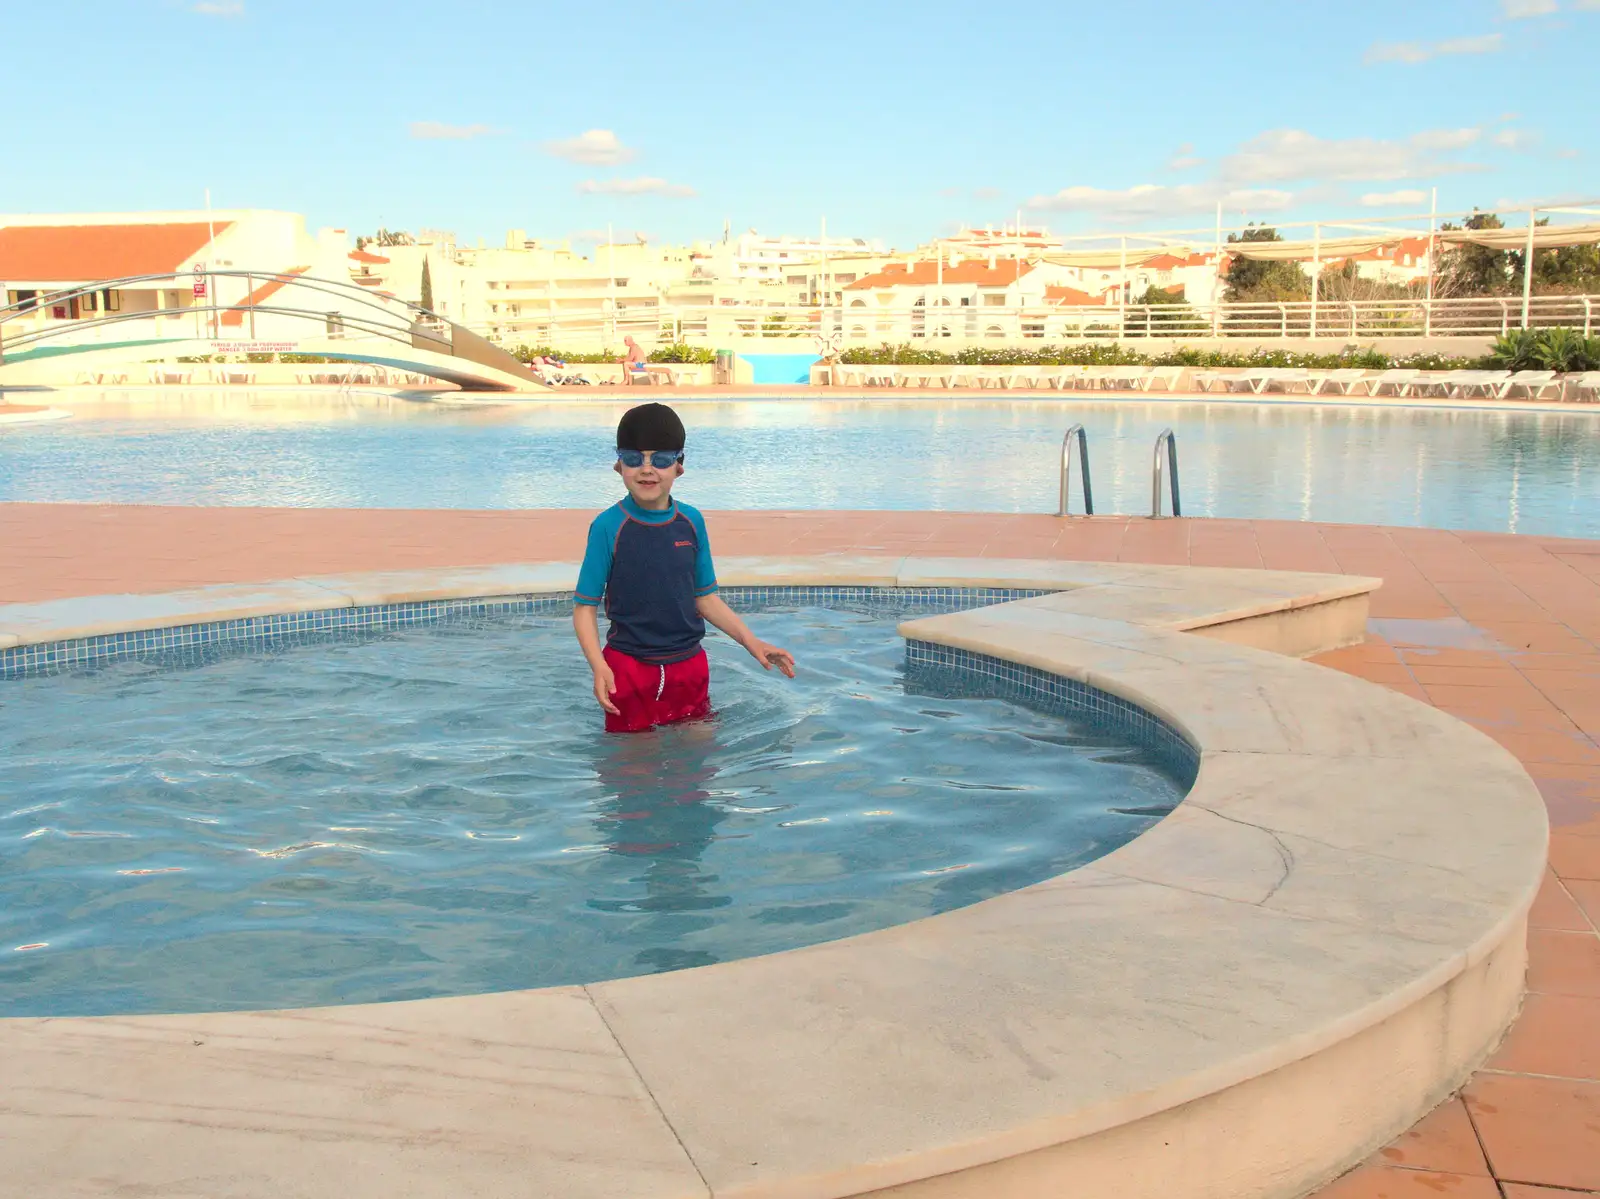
[575,495,719,664]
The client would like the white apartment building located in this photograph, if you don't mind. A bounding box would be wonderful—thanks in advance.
[346,228,899,349]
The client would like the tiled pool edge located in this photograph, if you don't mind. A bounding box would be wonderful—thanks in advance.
[0,558,1550,1199]
[0,585,1049,681]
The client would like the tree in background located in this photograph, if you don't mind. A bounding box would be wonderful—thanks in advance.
[1434,211,1512,297]
[420,258,434,313]
[1315,258,1415,303]
[1527,236,1600,294]
[1223,225,1310,302]
[1128,283,1203,333]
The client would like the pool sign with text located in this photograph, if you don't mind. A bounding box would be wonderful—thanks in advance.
[192,265,206,298]
[206,341,299,355]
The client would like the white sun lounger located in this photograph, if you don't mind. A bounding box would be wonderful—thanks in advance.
[1357,369,1419,396]
[1074,366,1106,389]
[1100,365,1150,391]
[1194,370,1251,392]
[1567,371,1600,401]
[1248,368,1313,393]
[901,366,952,388]
[1498,370,1560,399]
[1307,368,1371,395]
[1141,366,1186,392]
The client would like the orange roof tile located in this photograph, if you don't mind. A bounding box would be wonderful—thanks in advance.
[220,267,309,327]
[0,222,233,282]
[349,249,390,265]
[846,259,1035,290]
[1141,254,1190,270]
[1045,285,1110,306]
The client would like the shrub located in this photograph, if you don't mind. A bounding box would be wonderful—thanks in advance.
[1533,327,1600,372]
[1488,328,1542,370]
[511,343,716,365]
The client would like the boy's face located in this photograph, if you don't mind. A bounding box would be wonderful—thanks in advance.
[615,449,684,508]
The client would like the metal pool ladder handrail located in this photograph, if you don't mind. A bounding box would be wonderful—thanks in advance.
[1058,424,1094,516]
[1152,428,1181,518]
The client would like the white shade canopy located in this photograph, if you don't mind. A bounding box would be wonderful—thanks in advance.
[1436,222,1600,250]
[1034,246,1198,269]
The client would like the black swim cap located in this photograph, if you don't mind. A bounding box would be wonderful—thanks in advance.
[616,402,686,453]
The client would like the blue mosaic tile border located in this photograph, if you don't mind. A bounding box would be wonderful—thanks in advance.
[0,594,578,680]
[1,582,1194,785]
[0,586,1047,681]
[905,639,1201,787]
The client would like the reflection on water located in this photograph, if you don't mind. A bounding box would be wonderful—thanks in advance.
[1,389,1596,536]
[589,724,734,974]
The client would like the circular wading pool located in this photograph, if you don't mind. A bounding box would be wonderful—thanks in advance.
[0,589,1194,1016]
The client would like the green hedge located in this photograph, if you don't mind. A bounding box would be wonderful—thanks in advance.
[838,342,1488,370]
[511,343,717,365]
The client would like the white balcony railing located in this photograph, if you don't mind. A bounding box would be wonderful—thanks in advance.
[462,294,1599,348]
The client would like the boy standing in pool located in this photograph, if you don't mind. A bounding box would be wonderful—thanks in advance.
[573,402,796,733]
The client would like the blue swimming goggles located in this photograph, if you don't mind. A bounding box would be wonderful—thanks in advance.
[616,449,684,469]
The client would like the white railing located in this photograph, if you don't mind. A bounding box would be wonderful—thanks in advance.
[461,294,1598,348]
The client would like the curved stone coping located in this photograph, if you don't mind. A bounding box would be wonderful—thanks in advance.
[0,558,1549,1199]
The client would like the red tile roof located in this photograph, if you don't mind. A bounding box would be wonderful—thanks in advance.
[220,267,309,327]
[846,259,1035,289]
[349,249,390,265]
[1045,285,1111,306]
[1141,254,1189,270]
[0,222,233,282]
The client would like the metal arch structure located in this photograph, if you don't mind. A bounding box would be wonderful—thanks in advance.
[0,269,548,392]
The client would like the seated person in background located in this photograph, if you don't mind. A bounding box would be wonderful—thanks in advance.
[621,336,650,385]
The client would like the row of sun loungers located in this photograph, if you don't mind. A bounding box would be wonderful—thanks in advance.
[69,366,436,387]
[1192,367,1589,400]
[831,364,1188,391]
[834,363,1599,401]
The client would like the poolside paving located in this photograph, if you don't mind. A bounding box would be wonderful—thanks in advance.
[2,500,1597,1198]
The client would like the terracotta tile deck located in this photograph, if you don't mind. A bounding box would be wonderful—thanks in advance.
[3,501,1598,1198]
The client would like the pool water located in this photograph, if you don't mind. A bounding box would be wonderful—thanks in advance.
[2,391,1597,537]
[0,603,1184,1017]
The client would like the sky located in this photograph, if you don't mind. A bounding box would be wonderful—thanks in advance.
[2,0,1597,251]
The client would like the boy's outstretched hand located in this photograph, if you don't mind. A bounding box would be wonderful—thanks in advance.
[592,664,621,715]
[746,638,796,678]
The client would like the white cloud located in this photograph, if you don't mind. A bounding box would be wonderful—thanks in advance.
[973,186,1003,201]
[1364,33,1502,64]
[1219,128,1484,182]
[577,176,696,198]
[1360,189,1429,207]
[1168,143,1206,170]
[1492,128,1538,150]
[1556,147,1582,159]
[541,129,635,166]
[1029,123,1495,221]
[1502,0,1558,17]
[1025,183,1295,220]
[1493,191,1590,209]
[410,121,493,140]
[1575,0,1600,9]
[191,0,243,13]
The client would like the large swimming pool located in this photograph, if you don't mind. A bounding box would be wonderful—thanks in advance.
[0,597,1185,1016]
[2,390,1597,537]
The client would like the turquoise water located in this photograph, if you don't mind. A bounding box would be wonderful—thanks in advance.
[0,604,1183,1016]
[1,392,1597,536]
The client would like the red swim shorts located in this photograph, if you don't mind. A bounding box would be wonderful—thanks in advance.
[602,646,711,733]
